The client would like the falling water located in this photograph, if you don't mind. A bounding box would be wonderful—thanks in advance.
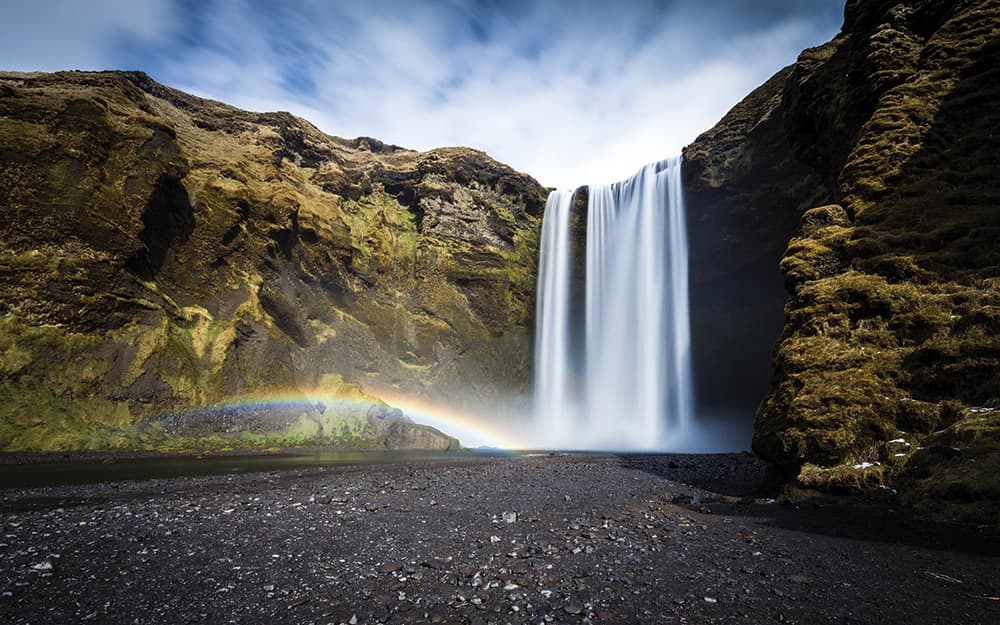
[533,157,694,450]
[533,189,576,445]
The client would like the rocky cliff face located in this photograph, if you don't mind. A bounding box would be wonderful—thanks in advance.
[688,0,999,522]
[683,68,831,425]
[0,70,544,451]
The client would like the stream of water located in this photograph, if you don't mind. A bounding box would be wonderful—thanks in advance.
[534,157,695,450]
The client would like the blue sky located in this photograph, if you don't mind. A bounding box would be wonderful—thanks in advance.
[3,0,843,187]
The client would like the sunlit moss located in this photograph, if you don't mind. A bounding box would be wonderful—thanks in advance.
[753,2,1000,523]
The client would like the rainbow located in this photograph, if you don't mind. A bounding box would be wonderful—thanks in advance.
[170,389,528,450]
[368,389,528,450]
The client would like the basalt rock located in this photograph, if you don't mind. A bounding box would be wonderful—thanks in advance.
[688,0,1000,523]
[0,70,546,451]
[683,66,830,422]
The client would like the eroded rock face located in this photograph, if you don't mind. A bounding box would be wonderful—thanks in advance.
[688,0,1000,522]
[0,70,545,451]
[683,67,830,422]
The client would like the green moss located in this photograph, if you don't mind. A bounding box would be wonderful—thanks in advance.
[0,118,56,156]
[213,175,245,192]
[285,413,320,440]
[113,317,170,387]
[646,2,1000,518]
[156,324,205,404]
[0,386,131,451]
[500,217,541,325]
[342,188,421,283]
[756,262,998,473]
[797,461,889,491]
[899,411,1000,524]
[0,316,111,396]
[416,176,449,194]
[780,227,850,285]
[0,384,414,452]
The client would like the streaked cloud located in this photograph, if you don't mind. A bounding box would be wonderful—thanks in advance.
[3,0,173,71]
[2,0,843,187]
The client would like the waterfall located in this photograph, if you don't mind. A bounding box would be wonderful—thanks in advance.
[532,189,576,445]
[533,157,694,450]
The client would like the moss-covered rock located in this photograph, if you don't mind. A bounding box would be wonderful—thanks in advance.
[719,0,1000,522]
[0,70,546,451]
[898,410,1000,524]
[687,0,999,522]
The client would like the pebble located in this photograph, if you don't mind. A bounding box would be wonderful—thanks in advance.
[1,452,992,625]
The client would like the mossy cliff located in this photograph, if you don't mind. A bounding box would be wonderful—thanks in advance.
[0,70,544,451]
[687,0,999,522]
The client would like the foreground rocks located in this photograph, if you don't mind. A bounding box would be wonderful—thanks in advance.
[1,453,997,624]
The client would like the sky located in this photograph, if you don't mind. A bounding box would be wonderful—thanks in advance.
[3,0,843,188]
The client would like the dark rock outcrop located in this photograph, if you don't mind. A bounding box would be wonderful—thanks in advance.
[684,67,830,423]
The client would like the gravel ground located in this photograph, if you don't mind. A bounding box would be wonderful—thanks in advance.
[1,452,998,625]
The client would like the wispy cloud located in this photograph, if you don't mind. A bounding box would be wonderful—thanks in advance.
[2,0,843,187]
[4,0,173,71]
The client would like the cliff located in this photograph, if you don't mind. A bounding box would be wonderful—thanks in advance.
[683,67,831,425]
[0,70,545,451]
[686,0,1000,523]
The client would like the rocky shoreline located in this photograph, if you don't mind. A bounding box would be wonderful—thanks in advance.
[1,452,998,624]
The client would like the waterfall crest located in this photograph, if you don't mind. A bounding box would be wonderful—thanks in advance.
[533,157,694,450]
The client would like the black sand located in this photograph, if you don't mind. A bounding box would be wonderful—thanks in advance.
[1,453,998,624]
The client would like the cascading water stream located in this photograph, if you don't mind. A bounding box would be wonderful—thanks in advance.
[533,157,694,450]
[532,189,576,445]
